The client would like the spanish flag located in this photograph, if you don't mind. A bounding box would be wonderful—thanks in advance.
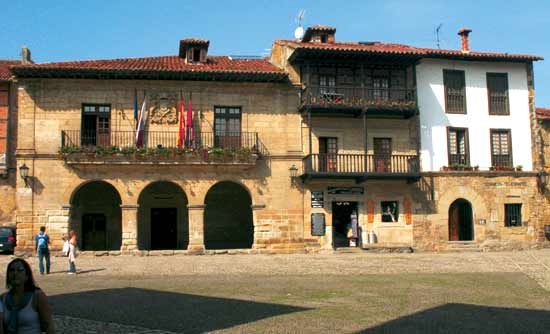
[177,96,185,148]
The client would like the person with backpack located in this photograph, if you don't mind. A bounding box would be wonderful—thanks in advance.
[34,227,50,275]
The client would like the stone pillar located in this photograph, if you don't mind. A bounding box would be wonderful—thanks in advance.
[120,204,138,252]
[187,204,205,254]
[251,204,266,249]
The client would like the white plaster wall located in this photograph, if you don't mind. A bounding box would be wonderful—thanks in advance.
[416,59,532,171]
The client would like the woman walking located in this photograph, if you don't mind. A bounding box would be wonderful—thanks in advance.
[1,258,55,333]
[68,230,77,274]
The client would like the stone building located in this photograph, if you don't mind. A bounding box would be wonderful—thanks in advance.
[4,26,550,253]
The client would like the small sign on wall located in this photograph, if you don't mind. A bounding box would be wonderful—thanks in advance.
[311,213,325,236]
[311,191,324,208]
[327,187,364,195]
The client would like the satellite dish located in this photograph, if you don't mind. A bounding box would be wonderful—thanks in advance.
[294,26,305,40]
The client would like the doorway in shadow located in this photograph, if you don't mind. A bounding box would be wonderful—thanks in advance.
[448,199,473,241]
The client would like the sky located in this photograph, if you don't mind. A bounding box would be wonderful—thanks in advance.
[1,0,549,106]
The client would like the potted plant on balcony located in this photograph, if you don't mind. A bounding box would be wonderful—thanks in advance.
[516,165,523,172]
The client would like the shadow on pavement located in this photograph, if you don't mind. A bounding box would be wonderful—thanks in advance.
[50,287,310,333]
[356,303,550,334]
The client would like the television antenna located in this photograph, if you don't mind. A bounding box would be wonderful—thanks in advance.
[294,9,305,40]
[435,23,443,49]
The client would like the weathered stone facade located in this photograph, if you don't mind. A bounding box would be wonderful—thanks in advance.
[5,28,550,254]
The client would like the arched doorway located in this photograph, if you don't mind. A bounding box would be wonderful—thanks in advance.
[70,181,122,251]
[204,181,253,249]
[448,199,474,241]
[137,181,188,250]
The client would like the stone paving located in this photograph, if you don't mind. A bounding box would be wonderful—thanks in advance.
[2,249,550,333]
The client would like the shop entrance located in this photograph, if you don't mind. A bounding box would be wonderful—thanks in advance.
[332,201,358,247]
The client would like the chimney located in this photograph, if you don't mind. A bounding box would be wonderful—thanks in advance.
[21,45,32,64]
[457,28,472,53]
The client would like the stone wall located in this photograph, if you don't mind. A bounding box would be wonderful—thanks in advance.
[413,172,550,251]
[13,78,308,252]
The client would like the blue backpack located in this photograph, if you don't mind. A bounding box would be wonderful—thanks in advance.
[37,234,48,249]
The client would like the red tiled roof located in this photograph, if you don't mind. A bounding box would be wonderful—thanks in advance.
[0,60,20,81]
[536,108,550,120]
[10,55,287,82]
[277,40,543,61]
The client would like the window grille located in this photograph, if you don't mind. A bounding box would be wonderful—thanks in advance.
[444,70,466,114]
[491,129,512,167]
[487,73,509,115]
[505,204,522,227]
[447,128,469,165]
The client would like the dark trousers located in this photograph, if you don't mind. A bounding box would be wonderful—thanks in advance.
[37,248,50,274]
[69,260,76,273]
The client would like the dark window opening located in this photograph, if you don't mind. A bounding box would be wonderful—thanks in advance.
[447,127,469,165]
[319,137,338,172]
[505,204,522,227]
[374,138,392,172]
[81,104,111,146]
[193,48,201,62]
[381,201,399,222]
[321,35,328,43]
[491,129,512,168]
[444,69,466,114]
[214,106,241,148]
[487,73,510,115]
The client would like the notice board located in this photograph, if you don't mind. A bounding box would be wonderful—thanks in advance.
[311,213,326,236]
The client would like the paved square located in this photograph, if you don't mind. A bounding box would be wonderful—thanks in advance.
[1,250,550,333]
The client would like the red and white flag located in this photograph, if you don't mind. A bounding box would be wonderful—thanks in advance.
[135,95,148,147]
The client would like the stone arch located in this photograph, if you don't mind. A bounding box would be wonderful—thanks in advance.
[69,180,122,251]
[137,181,189,250]
[448,198,474,241]
[204,181,253,249]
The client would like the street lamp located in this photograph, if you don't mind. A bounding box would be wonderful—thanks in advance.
[19,163,30,188]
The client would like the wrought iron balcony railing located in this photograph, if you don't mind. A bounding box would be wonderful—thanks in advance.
[61,130,267,156]
[303,153,419,175]
[301,85,417,109]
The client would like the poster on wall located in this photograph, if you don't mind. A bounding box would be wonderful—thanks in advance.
[311,191,324,208]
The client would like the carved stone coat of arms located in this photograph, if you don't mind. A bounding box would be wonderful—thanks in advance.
[149,93,178,124]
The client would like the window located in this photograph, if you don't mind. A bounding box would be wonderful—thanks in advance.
[373,138,392,172]
[319,137,338,172]
[381,201,399,222]
[319,75,336,94]
[505,204,522,227]
[491,129,512,168]
[81,104,111,146]
[487,73,509,115]
[444,70,466,114]
[192,48,201,62]
[214,107,241,148]
[373,77,389,100]
[447,127,469,165]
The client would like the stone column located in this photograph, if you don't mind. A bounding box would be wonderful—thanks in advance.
[120,204,139,252]
[251,204,266,249]
[187,204,205,254]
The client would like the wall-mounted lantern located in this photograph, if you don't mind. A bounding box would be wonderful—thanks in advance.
[289,164,299,186]
[19,164,30,188]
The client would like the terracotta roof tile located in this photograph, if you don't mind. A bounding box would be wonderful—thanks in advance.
[276,40,543,61]
[11,56,287,82]
[0,60,20,81]
[536,108,550,119]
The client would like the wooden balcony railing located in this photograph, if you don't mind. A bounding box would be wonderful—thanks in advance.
[301,85,416,109]
[61,130,267,155]
[303,153,419,175]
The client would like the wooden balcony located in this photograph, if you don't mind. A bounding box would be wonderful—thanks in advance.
[302,153,420,183]
[300,85,417,118]
[60,130,265,167]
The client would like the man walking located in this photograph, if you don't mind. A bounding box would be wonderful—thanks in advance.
[35,226,50,275]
